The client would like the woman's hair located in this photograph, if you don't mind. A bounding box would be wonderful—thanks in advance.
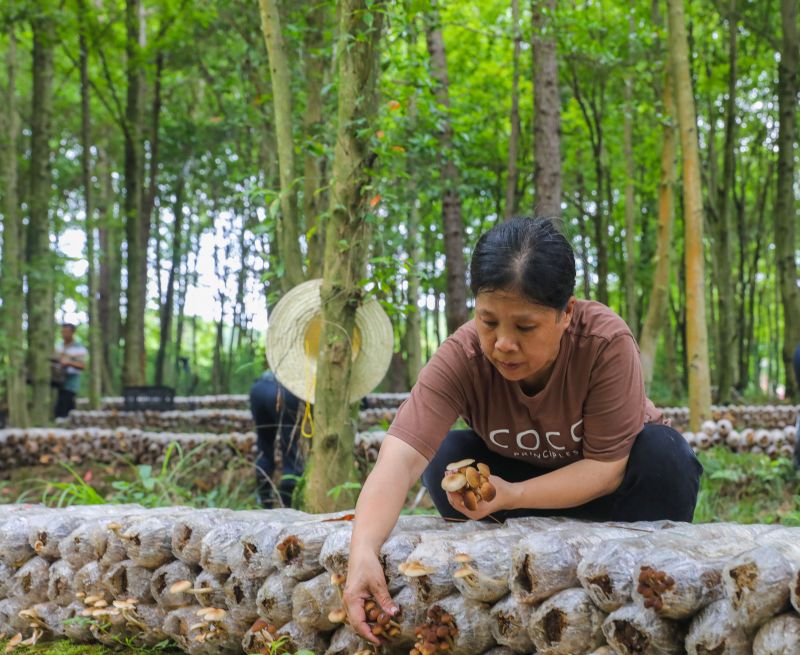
[469,216,576,311]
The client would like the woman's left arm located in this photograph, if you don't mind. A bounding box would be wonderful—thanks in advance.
[447,455,628,520]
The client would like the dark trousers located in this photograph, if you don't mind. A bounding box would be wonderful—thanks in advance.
[250,375,305,508]
[54,388,76,419]
[422,423,703,522]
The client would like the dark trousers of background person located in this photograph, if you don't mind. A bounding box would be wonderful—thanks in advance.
[54,387,76,419]
[422,423,704,522]
[250,374,305,508]
[794,345,800,469]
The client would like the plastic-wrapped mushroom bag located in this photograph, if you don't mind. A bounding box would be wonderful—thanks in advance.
[271,514,355,582]
[255,571,298,628]
[751,612,800,655]
[488,593,536,653]
[451,526,524,603]
[103,559,154,603]
[290,571,343,632]
[10,556,50,605]
[602,603,685,655]
[684,599,752,655]
[149,559,196,610]
[528,587,606,655]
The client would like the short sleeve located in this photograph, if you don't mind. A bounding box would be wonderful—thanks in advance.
[387,337,470,461]
[581,334,646,461]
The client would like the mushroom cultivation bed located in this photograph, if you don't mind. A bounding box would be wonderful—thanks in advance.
[1,505,799,654]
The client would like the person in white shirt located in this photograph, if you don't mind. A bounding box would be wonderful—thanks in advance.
[52,322,88,418]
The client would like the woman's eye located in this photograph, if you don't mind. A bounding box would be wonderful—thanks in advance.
[482,320,497,329]
[518,325,535,332]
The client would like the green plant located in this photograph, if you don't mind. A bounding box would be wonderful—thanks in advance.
[18,462,107,506]
[326,480,362,502]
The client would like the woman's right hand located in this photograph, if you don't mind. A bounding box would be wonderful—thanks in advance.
[342,548,399,645]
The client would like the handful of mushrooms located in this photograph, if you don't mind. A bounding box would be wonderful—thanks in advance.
[441,459,497,511]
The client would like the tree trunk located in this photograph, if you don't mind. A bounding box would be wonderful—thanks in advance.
[622,15,638,337]
[639,66,677,390]
[709,1,738,404]
[425,3,469,334]
[1,28,28,427]
[258,0,305,290]
[26,9,56,425]
[122,0,147,386]
[78,0,102,409]
[155,173,185,386]
[775,0,800,399]
[404,72,423,387]
[303,0,329,278]
[667,0,712,429]
[304,0,385,513]
[97,144,121,395]
[531,0,562,217]
[504,0,522,220]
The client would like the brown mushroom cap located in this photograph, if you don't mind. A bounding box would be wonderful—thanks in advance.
[169,580,193,594]
[441,473,467,492]
[446,458,475,471]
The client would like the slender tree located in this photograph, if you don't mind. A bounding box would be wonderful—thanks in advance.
[775,0,800,398]
[640,64,677,389]
[78,0,102,408]
[122,0,147,386]
[425,2,469,334]
[305,0,386,513]
[258,0,306,290]
[622,13,638,337]
[1,26,28,427]
[27,6,57,425]
[667,0,712,428]
[504,0,522,219]
[531,0,561,217]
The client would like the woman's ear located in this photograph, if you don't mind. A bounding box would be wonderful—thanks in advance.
[561,297,576,326]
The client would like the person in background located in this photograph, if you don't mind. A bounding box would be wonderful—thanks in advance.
[249,370,305,508]
[53,322,88,418]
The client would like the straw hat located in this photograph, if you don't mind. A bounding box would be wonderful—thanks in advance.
[266,279,393,404]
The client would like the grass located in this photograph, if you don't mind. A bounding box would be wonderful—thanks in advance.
[694,446,800,524]
[0,638,182,655]
[2,441,260,510]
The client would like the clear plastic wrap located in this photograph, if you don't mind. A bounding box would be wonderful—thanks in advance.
[290,571,342,632]
[273,619,331,654]
[528,587,606,655]
[0,597,27,634]
[412,593,495,655]
[398,529,474,603]
[0,560,13,598]
[324,625,374,655]
[58,519,110,569]
[228,510,307,580]
[488,592,536,653]
[602,603,685,655]
[190,570,227,608]
[684,599,752,655]
[122,513,190,569]
[9,555,50,605]
[163,605,249,655]
[255,571,298,628]
[222,570,263,624]
[793,569,800,614]
[103,559,154,603]
[271,516,354,581]
[171,508,236,566]
[73,561,108,600]
[61,601,94,643]
[723,536,800,629]
[451,527,522,603]
[149,559,195,609]
[200,517,271,577]
[21,601,68,638]
[751,612,800,654]
[511,525,638,604]
[46,559,75,605]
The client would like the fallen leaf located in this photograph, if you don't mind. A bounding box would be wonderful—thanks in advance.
[369,195,381,208]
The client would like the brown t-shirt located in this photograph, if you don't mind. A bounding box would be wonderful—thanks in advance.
[389,300,662,468]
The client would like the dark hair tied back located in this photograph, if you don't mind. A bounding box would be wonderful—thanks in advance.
[469,216,576,311]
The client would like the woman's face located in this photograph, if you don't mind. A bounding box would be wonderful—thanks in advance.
[474,289,575,392]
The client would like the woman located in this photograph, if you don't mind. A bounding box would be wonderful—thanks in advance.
[343,217,703,643]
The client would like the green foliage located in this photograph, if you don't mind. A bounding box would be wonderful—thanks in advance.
[694,448,800,525]
[17,441,259,510]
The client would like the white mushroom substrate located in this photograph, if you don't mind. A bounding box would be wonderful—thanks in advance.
[0,505,799,654]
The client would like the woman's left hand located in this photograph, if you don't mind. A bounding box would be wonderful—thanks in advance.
[445,474,520,520]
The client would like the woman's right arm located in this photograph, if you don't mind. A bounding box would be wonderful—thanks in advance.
[343,434,429,644]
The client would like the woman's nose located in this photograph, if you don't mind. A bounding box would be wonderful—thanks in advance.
[495,333,517,352]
